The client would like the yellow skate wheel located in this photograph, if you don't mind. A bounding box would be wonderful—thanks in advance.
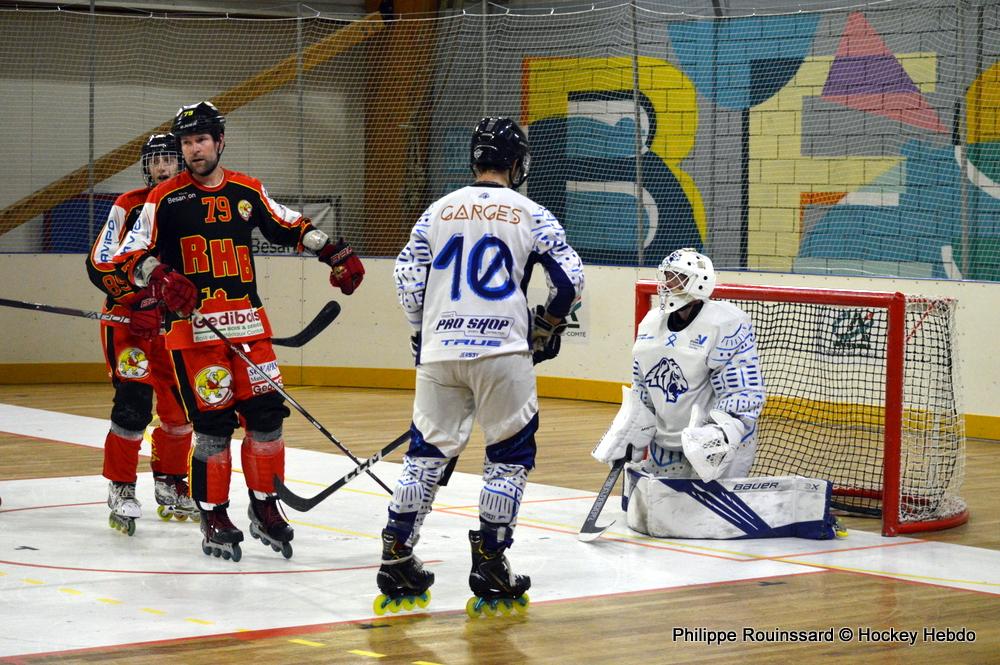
[465,596,482,618]
[156,505,171,521]
[373,595,389,616]
[401,597,416,611]
[516,593,530,610]
[416,590,431,608]
[175,513,188,522]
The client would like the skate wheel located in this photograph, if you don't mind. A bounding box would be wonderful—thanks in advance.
[401,597,416,611]
[156,506,171,521]
[416,590,431,609]
[221,550,231,560]
[270,543,280,553]
[191,513,201,523]
[231,544,242,563]
[466,597,485,618]
[373,594,389,616]
[125,519,136,537]
[212,548,221,558]
[280,542,293,559]
[175,513,188,522]
[202,541,211,556]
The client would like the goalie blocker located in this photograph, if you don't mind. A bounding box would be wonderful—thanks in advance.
[625,470,842,540]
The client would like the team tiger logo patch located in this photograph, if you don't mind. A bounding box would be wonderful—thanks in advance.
[195,365,233,406]
[116,347,149,379]
[645,357,688,403]
[237,200,253,221]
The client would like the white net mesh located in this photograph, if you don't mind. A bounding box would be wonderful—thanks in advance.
[636,281,967,534]
[0,1,997,282]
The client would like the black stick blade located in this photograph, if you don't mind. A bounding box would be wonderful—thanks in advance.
[578,457,627,542]
[272,300,341,348]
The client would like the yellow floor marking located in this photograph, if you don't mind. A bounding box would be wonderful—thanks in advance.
[347,649,386,658]
[22,578,44,585]
[288,518,377,538]
[288,638,325,647]
[141,608,167,615]
[97,598,123,604]
[58,588,83,595]
[185,618,215,625]
[413,661,445,665]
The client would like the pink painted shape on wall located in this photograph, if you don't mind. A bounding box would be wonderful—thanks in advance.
[822,12,945,133]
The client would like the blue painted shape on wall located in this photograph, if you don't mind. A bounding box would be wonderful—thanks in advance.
[668,14,820,110]
[798,140,1000,279]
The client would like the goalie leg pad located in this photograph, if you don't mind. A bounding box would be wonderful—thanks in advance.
[626,472,838,539]
[387,455,450,547]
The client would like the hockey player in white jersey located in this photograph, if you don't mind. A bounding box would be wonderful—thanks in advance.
[376,117,584,617]
[592,248,845,540]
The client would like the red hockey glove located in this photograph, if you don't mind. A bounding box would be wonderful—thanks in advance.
[128,289,162,341]
[317,239,365,295]
[148,263,197,317]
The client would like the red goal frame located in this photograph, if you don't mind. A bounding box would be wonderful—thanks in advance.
[635,280,968,536]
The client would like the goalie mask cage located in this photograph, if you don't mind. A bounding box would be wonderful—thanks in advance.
[635,281,967,537]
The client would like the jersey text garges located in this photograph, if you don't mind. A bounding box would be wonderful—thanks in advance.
[114,169,311,348]
[394,184,584,363]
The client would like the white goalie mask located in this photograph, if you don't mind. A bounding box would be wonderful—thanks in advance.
[657,248,716,311]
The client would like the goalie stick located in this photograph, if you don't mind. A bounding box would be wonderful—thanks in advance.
[191,311,394,495]
[578,454,629,542]
[0,297,340,349]
[274,430,411,512]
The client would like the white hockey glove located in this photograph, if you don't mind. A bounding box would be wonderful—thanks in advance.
[591,385,656,465]
[681,405,746,482]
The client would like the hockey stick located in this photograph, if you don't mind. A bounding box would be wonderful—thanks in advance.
[274,430,410,512]
[192,311,393,495]
[0,297,340,349]
[578,455,628,542]
[271,300,340,347]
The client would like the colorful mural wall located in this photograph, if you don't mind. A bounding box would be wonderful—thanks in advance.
[513,7,999,281]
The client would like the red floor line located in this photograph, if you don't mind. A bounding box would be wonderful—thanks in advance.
[751,537,927,561]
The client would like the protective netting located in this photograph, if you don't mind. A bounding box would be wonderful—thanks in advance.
[0,1,998,283]
[637,281,966,534]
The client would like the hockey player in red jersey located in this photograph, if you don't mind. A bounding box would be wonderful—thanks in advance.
[114,101,364,561]
[86,133,195,536]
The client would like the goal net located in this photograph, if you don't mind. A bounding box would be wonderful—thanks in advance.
[635,281,967,536]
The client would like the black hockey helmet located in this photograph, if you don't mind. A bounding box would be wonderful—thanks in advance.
[172,101,225,140]
[470,117,530,187]
[140,132,183,187]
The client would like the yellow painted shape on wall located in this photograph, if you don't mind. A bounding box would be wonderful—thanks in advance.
[966,61,1000,144]
[523,56,706,240]
[748,53,941,267]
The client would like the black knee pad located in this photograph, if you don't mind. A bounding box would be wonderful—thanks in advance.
[240,392,290,433]
[111,381,154,432]
[190,408,239,439]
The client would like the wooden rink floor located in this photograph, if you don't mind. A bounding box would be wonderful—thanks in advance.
[0,384,998,665]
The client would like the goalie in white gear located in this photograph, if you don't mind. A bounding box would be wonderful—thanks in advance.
[592,248,844,540]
